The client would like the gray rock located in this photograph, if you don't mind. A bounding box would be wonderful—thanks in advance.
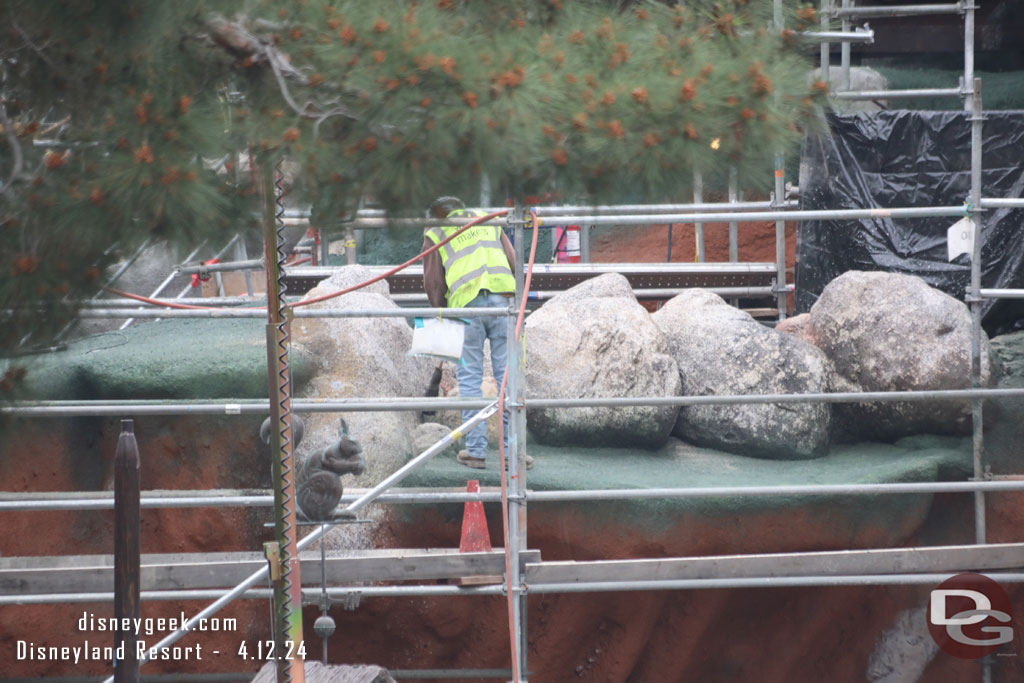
[866,608,938,683]
[809,271,992,441]
[414,422,459,459]
[524,274,681,448]
[810,66,890,113]
[292,265,435,488]
[654,290,833,460]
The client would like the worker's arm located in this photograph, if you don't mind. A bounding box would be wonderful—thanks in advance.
[501,230,516,274]
[422,238,448,308]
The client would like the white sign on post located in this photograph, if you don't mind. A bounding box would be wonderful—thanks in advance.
[947,217,976,261]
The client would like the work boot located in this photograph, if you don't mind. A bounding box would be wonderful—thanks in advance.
[503,454,534,471]
[457,450,486,469]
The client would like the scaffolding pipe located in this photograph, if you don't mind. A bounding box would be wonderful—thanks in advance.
[283,201,800,221]
[969,78,986,550]
[524,387,1024,407]
[528,573,1024,594]
[525,480,1024,501]
[509,203,529,680]
[840,0,851,91]
[7,478,1024,512]
[97,402,499,683]
[536,205,967,226]
[694,171,705,262]
[13,572,1024,607]
[63,307,513,319]
[832,87,963,100]
[980,289,1024,299]
[728,168,739,263]
[980,198,1024,209]
[9,386,1024,418]
[803,29,874,43]
[0,489,505,511]
[831,3,965,18]
[396,286,777,304]
[307,204,968,233]
[820,0,831,83]
[532,200,798,215]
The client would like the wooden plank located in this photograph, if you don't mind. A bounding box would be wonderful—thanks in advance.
[525,543,1024,585]
[0,549,541,595]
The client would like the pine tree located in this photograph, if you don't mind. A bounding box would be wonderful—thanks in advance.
[0,0,826,370]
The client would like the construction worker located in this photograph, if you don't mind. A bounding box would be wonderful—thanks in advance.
[422,196,533,470]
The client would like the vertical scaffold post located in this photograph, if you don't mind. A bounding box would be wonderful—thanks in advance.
[113,419,140,683]
[967,77,987,543]
[693,171,705,263]
[506,200,528,682]
[969,78,986,544]
[820,0,831,83]
[968,75,991,683]
[963,0,976,112]
[774,0,789,321]
[259,155,305,683]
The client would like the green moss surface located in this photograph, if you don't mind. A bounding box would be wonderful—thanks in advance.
[13,319,315,400]
[400,434,972,528]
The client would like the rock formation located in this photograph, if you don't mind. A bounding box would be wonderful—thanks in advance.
[806,271,992,441]
[653,290,833,459]
[291,265,435,487]
[524,273,681,448]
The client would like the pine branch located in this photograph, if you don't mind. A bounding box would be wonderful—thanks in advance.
[0,100,24,198]
[9,18,57,71]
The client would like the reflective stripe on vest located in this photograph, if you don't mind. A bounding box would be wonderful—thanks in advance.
[424,209,515,308]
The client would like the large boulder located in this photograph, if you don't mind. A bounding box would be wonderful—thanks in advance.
[808,271,992,441]
[291,266,436,490]
[524,274,681,448]
[653,290,833,460]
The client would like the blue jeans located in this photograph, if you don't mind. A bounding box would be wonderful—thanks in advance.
[458,291,511,459]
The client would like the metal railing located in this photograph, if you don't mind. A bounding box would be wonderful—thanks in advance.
[4,3,1022,683]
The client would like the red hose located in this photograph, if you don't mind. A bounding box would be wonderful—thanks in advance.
[104,210,509,311]
[496,208,540,683]
[291,210,508,308]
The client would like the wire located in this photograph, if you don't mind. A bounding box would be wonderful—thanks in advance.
[291,210,507,308]
[103,210,510,312]
[496,207,540,683]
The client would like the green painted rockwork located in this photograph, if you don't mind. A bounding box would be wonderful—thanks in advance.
[14,319,315,400]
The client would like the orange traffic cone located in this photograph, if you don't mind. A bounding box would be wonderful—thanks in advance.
[457,480,500,586]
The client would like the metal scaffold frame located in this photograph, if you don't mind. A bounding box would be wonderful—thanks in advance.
[3,3,1022,682]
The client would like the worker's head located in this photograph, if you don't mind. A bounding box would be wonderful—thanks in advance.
[427,196,465,219]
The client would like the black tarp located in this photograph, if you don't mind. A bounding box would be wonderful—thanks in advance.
[795,110,1024,335]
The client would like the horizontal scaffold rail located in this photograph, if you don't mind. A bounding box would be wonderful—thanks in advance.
[0,549,541,595]
[283,262,779,298]
[5,479,1024,512]
[16,573,1024,606]
[525,542,1024,583]
[832,87,964,100]
[7,387,1024,417]
[535,205,967,226]
[829,3,966,19]
[4,544,1024,605]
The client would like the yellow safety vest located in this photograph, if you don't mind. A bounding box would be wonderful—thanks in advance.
[424,209,516,309]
